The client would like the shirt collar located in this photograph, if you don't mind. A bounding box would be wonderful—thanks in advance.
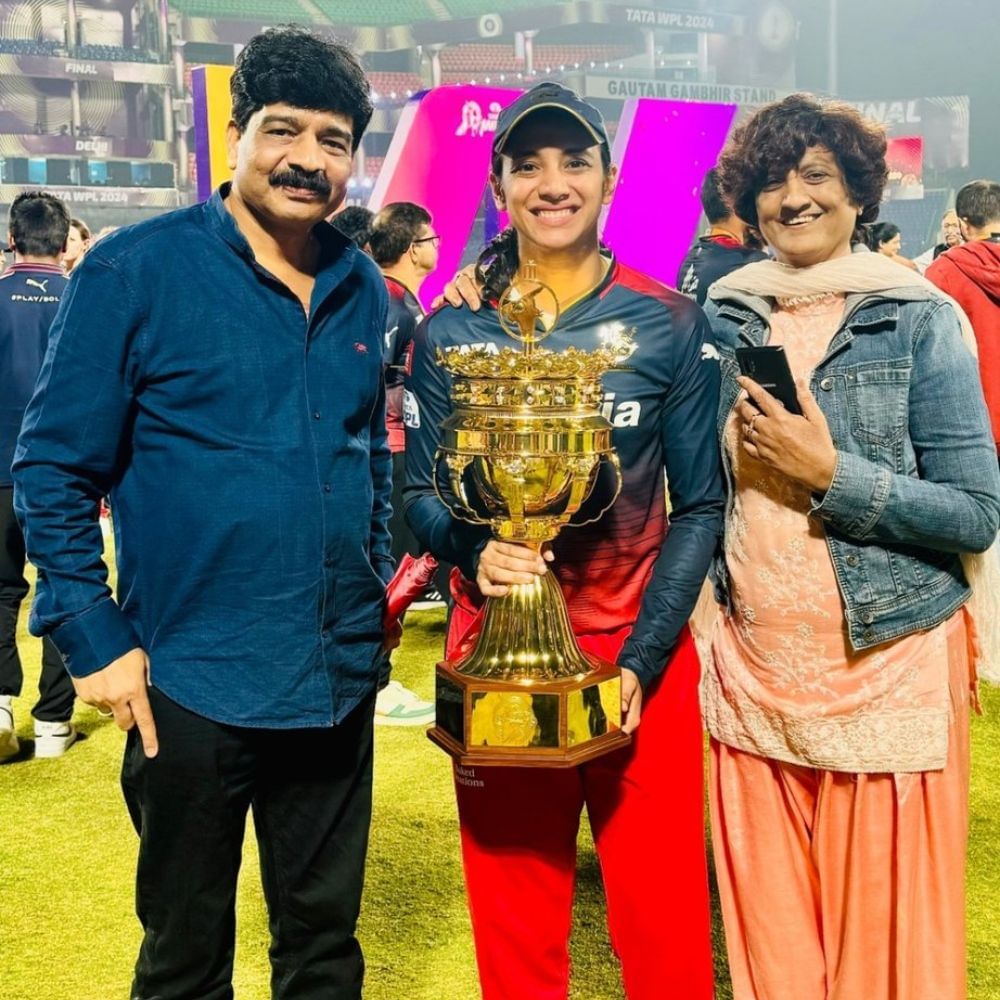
[208,182,356,274]
[4,261,65,275]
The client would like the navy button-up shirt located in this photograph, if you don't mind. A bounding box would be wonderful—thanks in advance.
[13,186,392,728]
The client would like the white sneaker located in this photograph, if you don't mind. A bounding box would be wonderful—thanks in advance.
[0,696,18,761]
[34,719,78,759]
[374,680,435,727]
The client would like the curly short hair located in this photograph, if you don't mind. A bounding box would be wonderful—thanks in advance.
[230,25,372,150]
[717,93,888,234]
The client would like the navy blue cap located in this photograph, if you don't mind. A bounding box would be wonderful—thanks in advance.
[493,82,610,155]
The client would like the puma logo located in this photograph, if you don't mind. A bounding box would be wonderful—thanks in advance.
[25,278,48,293]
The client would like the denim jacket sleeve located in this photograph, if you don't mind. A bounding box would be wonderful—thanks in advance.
[811,300,1000,553]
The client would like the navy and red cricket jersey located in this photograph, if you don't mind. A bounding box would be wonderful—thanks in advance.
[403,256,724,687]
[382,274,423,455]
[0,261,68,486]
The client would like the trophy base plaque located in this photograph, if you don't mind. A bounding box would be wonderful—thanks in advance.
[428,657,631,768]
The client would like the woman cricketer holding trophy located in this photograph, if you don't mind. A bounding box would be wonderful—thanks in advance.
[404,83,724,999]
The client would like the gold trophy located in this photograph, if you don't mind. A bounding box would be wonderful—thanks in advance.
[427,262,636,766]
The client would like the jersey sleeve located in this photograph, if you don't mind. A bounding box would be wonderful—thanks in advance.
[402,313,492,580]
[617,305,725,687]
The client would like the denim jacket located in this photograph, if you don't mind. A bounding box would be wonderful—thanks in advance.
[704,287,1000,652]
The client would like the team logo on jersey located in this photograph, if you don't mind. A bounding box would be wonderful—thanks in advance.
[384,325,398,353]
[701,343,721,362]
[26,278,49,293]
[403,390,420,428]
[354,342,368,354]
[598,322,638,360]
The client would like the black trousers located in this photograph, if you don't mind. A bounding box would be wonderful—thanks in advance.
[0,486,74,721]
[121,686,376,1000]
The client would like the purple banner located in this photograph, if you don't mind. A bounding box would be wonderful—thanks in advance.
[601,98,737,288]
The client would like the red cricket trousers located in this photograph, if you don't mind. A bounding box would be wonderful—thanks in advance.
[447,606,714,1000]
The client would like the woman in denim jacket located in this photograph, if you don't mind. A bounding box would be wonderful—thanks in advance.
[700,94,1000,1000]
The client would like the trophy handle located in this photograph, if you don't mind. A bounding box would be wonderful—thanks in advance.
[434,450,490,526]
[570,451,623,528]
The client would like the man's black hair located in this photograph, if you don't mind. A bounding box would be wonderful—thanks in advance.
[368,202,432,266]
[230,25,373,150]
[331,205,374,247]
[955,180,1000,230]
[8,191,70,257]
[700,168,732,225]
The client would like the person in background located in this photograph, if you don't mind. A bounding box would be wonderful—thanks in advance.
[676,167,768,305]
[61,217,90,273]
[0,192,75,761]
[868,220,919,270]
[331,204,374,248]
[405,82,722,1000]
[14,26,394,998]
[913,208,963,273]
[927,180,1000,460]
[366,200,440,725]
[703,93,1000,1000]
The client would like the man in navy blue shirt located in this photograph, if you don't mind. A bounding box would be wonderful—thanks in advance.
[0,191,75,762]
[14,27,392,999]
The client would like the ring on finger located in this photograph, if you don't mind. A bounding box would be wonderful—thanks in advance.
[745,413,759,438]
[96,705,114,718]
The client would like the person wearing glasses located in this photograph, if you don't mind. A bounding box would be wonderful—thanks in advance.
[367,202,441,724]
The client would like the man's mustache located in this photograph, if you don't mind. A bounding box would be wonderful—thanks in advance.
[269,169,332,196]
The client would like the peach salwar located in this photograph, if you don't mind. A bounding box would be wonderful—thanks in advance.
[703,295,974,1000]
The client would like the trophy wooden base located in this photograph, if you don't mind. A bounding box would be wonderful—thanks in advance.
[427,658,632,768]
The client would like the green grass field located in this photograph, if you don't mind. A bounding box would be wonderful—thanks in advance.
[2,602,998,999]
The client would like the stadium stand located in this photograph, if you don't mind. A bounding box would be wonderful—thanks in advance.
[878,189,950,258]
[438,43,637,83]
[0,39,61,56]
[73,44,161,64]
[167,0,326,21]
[166,0,576,25]
[367,72,425,97]
[441,0,541,15]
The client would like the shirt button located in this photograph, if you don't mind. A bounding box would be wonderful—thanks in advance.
[819,376,834,391]
[313,411,321,420]
[321,629,329,639]
[323,483,332,493]
[860,610,874,624]
[862,628,875,642]
[324,556,334,567]
[846,554,859,567]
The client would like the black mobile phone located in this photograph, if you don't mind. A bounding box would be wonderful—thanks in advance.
[735,345,802,415]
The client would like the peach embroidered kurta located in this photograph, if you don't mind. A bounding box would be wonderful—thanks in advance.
[703,293,961,773]
[704,293,972,1000]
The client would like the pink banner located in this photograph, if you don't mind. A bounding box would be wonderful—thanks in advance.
[368,86,520,309]
[601,98,737,288]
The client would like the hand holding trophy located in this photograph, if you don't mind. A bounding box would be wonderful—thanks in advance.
[428,261,636,766]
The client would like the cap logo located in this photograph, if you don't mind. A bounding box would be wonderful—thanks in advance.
[456,100,502,139]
